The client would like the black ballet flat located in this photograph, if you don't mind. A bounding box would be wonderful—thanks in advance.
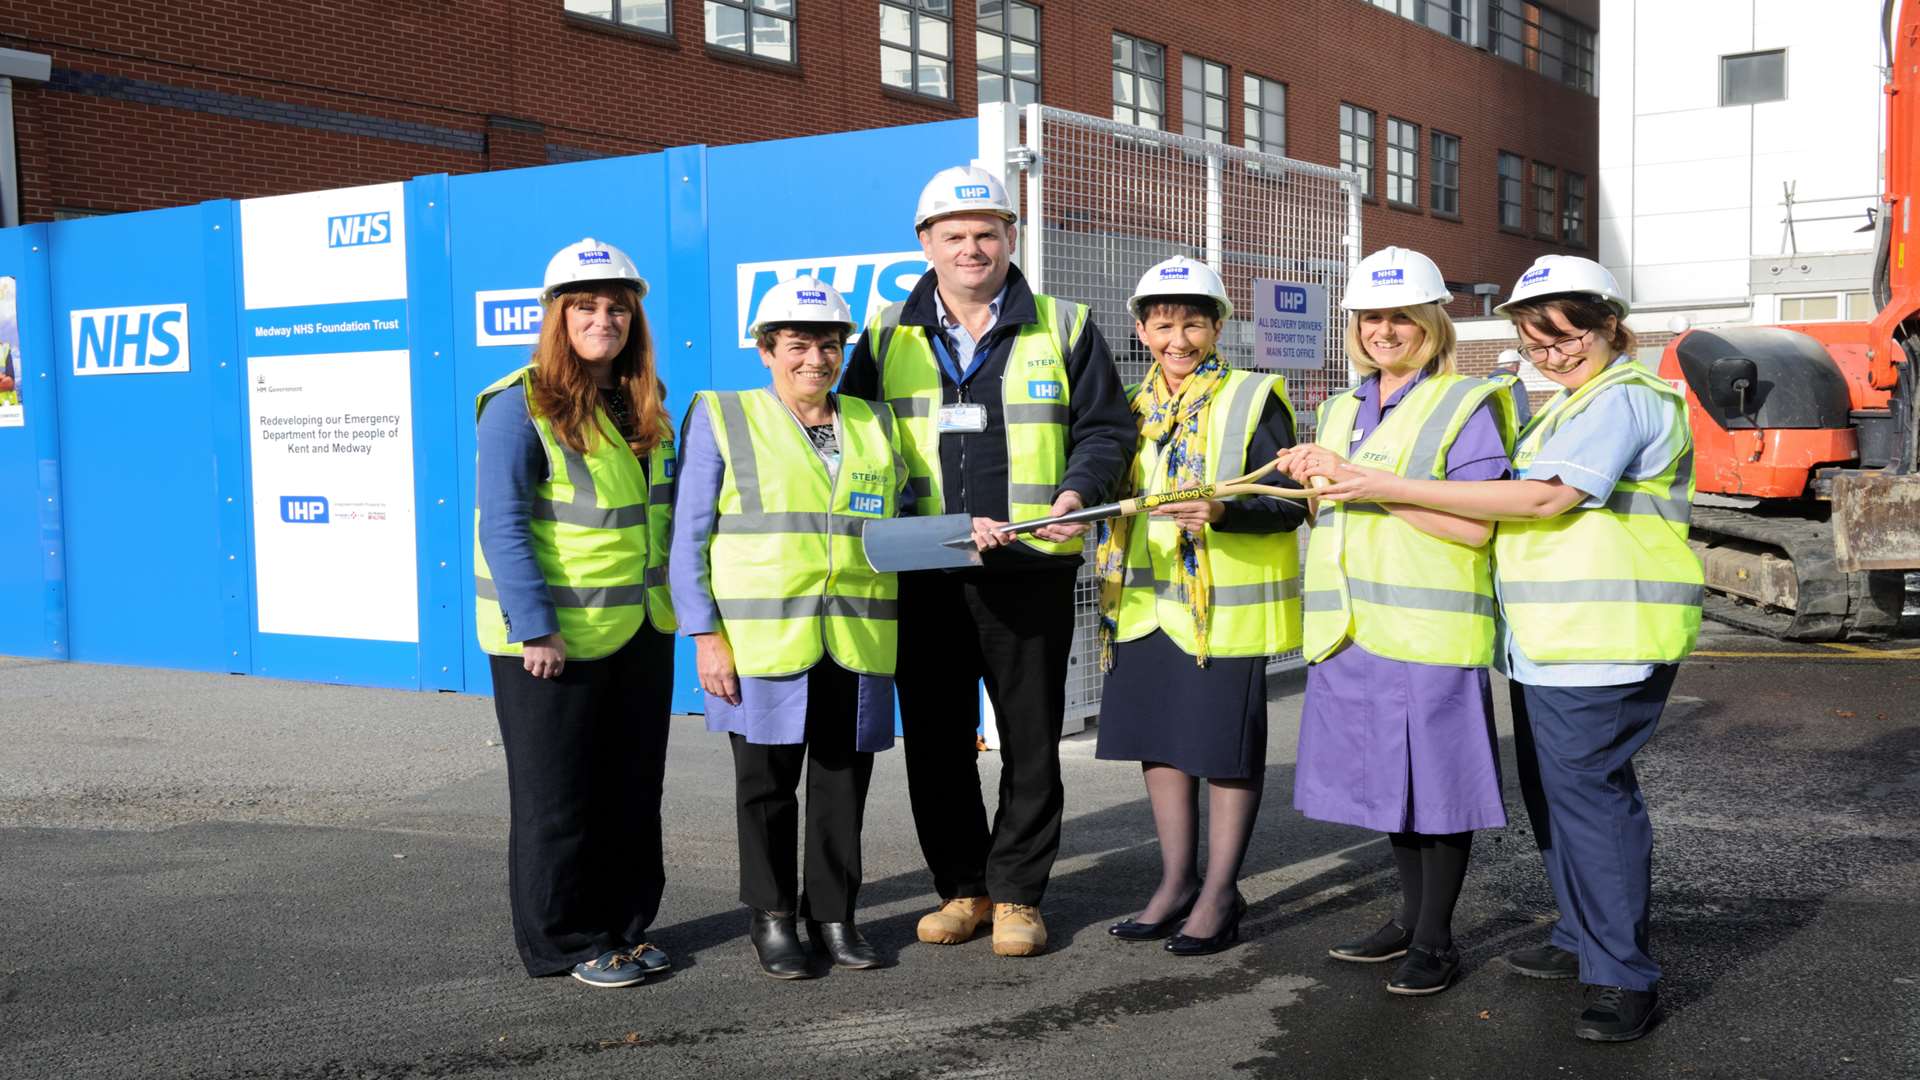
[1109,892,1199,942]
[1165,892,1247,957]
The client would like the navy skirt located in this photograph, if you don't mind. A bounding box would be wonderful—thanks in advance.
[1095,629,1268,780]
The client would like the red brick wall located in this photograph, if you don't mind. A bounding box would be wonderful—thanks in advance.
[5,0,1597,306]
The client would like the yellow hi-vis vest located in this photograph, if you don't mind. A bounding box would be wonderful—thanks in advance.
[1493,359,1703,663]
[698,388,902,678]
[867,293,1089,556]
[474,366,676,659]
[1110,370,1303,657]
[1301,374,1517,666]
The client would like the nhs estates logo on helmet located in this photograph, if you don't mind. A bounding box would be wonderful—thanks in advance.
[1159,266,1191,281]
[578,249,613,266]
[327,212,391,248]
[474,288,545,347]
[70,304,191,376]
[1370,268,1406,285]
[955,184,992,200]
[735,252,927,349]
[1521,267,1552,286]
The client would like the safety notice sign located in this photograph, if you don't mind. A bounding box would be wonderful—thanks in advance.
[1251,278,1330,371]
[241,183,419,642]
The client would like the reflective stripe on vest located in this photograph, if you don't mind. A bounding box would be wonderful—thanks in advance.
[700,388,901,678]
[1109,369,1304,657]
[1493,359,1703,663]
[474,366,676,659]
[1300,374,1515,666]
[870,293,1086,555]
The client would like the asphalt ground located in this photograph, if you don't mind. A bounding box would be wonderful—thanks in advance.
[2,624,1916,1080]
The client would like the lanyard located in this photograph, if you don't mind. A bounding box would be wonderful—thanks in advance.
[931,327,989,388]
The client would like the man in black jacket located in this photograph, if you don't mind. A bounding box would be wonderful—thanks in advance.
[840,165,1134,956]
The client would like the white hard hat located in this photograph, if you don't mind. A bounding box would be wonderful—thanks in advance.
[914,165,1018,229]
[1128,256,1234,321]
[1341,246,1453,310]
[1494,255,1629,318]
[542,237,647,305]
[748,275,856,336]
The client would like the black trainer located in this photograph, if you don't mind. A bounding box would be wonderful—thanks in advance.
[1386,945,1460,996]
[1328,919,1414,963]
[1506,943,1580,980]
[1575,985,1661,1042]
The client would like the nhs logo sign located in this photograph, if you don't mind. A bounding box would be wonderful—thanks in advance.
[70,304,191,376]
[280,495,331,524]
[475,288,545,347]
[735,252,927,349]
[1273,285,1308,313]
[327,211,392,248]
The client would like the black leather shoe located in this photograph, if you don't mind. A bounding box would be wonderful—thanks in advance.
[1575,985,1661,1042]
[1165,892,1246,956]
[1328,919,1413,963]
[749,909,813,980]
[1109,892,1198,941]
[1506,943,1579,980]
[1386,945,1460,996]
[807,920,881,969]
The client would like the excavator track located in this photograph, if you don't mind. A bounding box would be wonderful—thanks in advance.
[1689,506,1906,641]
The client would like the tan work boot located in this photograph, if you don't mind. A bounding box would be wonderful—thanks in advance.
[916,896,993,944]
[991,903,1047,957]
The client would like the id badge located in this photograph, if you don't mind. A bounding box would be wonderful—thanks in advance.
[937,403,990,433]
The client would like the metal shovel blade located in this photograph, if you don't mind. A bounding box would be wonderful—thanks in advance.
[862,514,983,572]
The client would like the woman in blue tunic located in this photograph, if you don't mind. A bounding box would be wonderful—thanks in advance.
[1276,247,1514,996]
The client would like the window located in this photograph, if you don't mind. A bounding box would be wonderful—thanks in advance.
[1491,0,1595,93]
[1182,56,1228,144]
[881,0,952,98]
[1563,172,1587,245]
[1371,0,1472,41]
[1532,162,1558,237]
[1243,75,1286,156]
[1112,33,1166,130]
[1498,152,1525,230]
[1780,291,1873,322]
[705,0,794,62]
[1722,49,1786,106]
[1386,118,1419,207]
[1340,103,1375,197]
[566,0,671,35]
[977,0,1039,106]
[1430,130,1460,215]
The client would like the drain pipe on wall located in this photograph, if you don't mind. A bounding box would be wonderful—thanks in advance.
[0,48,53,229]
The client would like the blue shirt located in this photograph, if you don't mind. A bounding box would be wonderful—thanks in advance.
[1499,360,1688,687]
[475,389,560,644]
[931,283,1008,384]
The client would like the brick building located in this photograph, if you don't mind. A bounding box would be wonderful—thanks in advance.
[2,0,1596,337]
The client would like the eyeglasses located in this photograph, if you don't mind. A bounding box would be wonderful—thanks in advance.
[1517,328,1593,362]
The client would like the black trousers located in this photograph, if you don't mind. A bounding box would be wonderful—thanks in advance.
[896,567,1075,905]
[490,627,673,976]
[730,658,874,921]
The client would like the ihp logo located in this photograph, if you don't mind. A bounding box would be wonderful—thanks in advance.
[70,304,191,376]
[1027,380,1063,400]
[1273,285,1308,313]
[474,288,545,347]
[327,212,391,248]
[847,492,886,516]
[735,252,927,349]
[280,495,330,523]
[954,184,991,200]
[1521,267,1551,286]
[1370,268,1405,284]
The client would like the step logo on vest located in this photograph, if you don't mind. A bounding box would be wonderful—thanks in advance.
[70,304,191,376]
[735,252,926,349]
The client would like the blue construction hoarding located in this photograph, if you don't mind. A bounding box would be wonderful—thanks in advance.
[0,119,976,711]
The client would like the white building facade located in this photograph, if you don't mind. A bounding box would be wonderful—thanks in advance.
[1598,0,1886,332]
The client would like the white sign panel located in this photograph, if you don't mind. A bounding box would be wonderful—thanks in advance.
[69,304,191,375]
[1251,279,1330,371]
[241,182,419,643]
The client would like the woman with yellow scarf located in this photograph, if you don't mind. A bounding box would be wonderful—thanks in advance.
[1094,257,1307,956]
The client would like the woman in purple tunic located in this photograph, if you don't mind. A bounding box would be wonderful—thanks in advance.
[1276,247,1514,996]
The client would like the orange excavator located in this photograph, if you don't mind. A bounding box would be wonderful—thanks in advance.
[1657,0,1920,640]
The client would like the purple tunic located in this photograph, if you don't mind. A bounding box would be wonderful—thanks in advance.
[1292,371,1511,834]
[668,400,897,754]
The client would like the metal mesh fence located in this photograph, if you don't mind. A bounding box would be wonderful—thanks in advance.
[1013,106,1362,720]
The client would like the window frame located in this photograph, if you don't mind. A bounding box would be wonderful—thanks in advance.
[1385,117,1420,209]
[1721,49,1787,106]
[1497,151,1526,232]
[1242,73,1286,158]
[1112,31,1167,131]
[1490,0,1595,94]
[1339,102,1376,198]
[704,0,798,66]
[880,0,954,100]
[976,0,1040,107]
[1429,130,1460,218]
[1562,171,1587,246]
[1182,54,1229,145]
[1532,161,1558,239]
[565,0,675,38]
